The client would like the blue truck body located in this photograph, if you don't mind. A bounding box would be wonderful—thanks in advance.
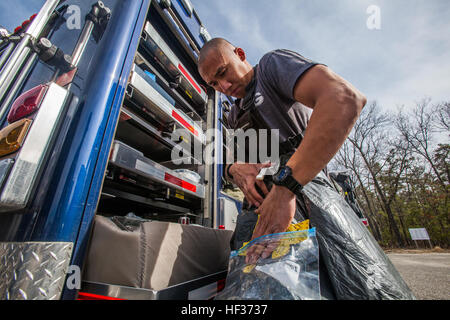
[0,0,242,300]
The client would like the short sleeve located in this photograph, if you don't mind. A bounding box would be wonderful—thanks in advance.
[259,49,321,101]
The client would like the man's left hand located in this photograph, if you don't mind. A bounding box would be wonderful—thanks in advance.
[245,185,296,264]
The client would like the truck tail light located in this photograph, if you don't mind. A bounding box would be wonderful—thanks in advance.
[0,118,32,157]
[7,84,48,123]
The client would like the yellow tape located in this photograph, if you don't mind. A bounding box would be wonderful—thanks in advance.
[175,190,185,199]
[243,264,256,273]
[238,219,310,258]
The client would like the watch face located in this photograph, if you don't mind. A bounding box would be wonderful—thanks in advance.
[274,166,291,184]
[278,168,289,180]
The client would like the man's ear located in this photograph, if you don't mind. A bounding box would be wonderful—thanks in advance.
[234,47,246,61]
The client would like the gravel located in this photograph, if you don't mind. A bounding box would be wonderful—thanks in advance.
[387,253,450,300]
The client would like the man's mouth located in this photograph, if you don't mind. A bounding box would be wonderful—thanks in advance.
[230,86,240,97]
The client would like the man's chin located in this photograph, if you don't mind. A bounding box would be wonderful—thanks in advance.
[230,88,244,99]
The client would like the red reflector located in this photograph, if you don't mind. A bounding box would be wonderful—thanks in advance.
[7,84,48,123]
[77,292,125,300]
[21,20,30,28]
[164,172,196,193]
[218,225,225,230]
[178,63,201,94]
[217,279,226,292]
[171,110,198,136]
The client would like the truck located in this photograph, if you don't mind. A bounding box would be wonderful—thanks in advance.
[0,0,242,300]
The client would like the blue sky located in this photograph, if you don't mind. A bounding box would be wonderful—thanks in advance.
[190,0,450,113]
[1,0,449,113]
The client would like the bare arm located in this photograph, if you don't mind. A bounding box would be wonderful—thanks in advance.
[286,65,367,185]
[247,65,366,263]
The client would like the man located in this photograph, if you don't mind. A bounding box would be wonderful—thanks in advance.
[198,38,366,260]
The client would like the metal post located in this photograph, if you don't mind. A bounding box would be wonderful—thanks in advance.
[0,42,16,70]
[203,89,215,224]
[70,21,94,67]
[0,0,60,108]
[0,53,39,122]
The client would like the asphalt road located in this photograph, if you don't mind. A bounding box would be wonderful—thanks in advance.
[387,253,450,300]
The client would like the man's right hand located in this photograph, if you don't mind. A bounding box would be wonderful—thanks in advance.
[229,162,272,207]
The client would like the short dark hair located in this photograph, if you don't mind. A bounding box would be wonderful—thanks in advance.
[199,38,234,65]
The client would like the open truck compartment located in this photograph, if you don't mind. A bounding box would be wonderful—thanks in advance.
[95,1,210,223]
[80,1,233,299]
[82,215,232,300]
[0,0,239,300]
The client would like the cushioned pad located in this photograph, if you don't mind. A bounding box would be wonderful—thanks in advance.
[83,215,233,291]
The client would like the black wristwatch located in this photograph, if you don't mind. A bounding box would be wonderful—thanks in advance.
[272,165,303,195]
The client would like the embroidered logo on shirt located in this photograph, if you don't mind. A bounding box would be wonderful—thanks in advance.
[255,92,264,106]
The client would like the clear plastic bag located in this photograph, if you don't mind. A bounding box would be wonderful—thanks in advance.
[215,228,320,300]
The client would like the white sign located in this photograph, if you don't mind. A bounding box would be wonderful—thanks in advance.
[409,228,430,240]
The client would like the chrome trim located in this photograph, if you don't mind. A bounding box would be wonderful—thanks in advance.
[179,0,194,17]
[0,159,14,192]
[26,0,61,39]
[0,82,69,212]
[159,0,171,9]
[142,22,207,105]
[0,0,60,104]
[0,53,39,120]
[163,6,199,55]
[203,91,215,221]
[101,187,190,213]
[70,20,94,67]
[212,91,220,227]
[128,64,205,144]
[81,270,226,300]
[0,42,16,70]
[0,242,73,300]
[134,52,203,121]
[199,25,211,43]
[109,140,205,198]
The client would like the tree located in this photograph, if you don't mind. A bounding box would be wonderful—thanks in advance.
[396,99,447,189]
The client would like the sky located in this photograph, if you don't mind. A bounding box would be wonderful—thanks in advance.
[1,0,449,114]
[190,0,450,113]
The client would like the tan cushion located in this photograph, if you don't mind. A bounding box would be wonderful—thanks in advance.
[83,215,233,291]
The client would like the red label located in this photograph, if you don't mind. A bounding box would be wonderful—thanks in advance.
[178,63,201,94]
[165,172,197,193]
[172,110,198,136]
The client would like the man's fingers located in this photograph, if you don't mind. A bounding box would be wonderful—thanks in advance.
[261,239,280,259]
[259,162,272,169]
[256,180,270,196]
[247,184,264,206]
[244,189,259,208]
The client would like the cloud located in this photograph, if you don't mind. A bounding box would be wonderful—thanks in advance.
[0,0,45,32]
[192,0,450,113]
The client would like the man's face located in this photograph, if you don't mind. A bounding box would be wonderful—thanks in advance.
[198,46,253,99]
